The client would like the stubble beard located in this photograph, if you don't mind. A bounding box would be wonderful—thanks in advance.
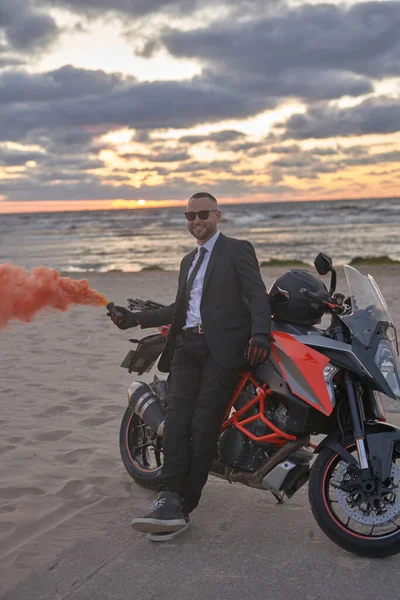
[190,223,216,242]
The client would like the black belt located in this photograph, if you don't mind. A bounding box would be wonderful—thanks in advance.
[182,325,204,334]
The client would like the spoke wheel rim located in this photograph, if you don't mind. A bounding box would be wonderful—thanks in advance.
[127,412,163,473]
[322,443,400,540]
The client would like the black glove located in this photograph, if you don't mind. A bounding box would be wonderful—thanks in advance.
[246,333,271,366]
[107,304,141,330]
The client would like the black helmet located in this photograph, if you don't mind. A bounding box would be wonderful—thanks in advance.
[269,269,328,325]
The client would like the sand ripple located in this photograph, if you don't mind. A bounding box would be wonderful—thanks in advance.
[1,267,399,595]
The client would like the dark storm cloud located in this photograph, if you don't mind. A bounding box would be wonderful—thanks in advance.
[43,0,282,18]
[6,12,58,51]
[270,144,301,154]
[0,0,59,53]
[0,66,129,104]
[0,147,45,167]
[3,1,400,202]
[172,159,236,174]
[179,130,245,145]
[0,56,25,68]
[44,0,198,17]
[121,150,191,162]
[342,150,400,167]
[159,2,400,100]
[283,97,400,140]
[0,66,268,141]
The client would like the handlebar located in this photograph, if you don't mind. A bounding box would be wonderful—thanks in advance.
[299,288,339,312]
[127,298,166,311]
[299,288,323,303]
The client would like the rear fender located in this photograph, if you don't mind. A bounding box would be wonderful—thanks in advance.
[315,421,400,481]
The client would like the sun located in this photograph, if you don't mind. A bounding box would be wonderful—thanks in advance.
[137,199,146,206]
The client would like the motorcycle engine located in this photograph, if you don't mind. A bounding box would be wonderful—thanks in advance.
[217,381,289,472]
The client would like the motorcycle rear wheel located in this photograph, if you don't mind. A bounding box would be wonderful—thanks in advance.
[309,436,400,557]
[119,406,162,490]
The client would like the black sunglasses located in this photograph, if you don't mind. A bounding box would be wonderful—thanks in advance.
[184,209,217,221]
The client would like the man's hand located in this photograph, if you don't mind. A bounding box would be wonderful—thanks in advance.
[107,305,141,330]
[246,333,271,365]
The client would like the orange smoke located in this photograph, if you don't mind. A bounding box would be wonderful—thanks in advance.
[0,263,108,328]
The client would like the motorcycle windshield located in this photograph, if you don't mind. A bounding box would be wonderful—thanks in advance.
[342,265,398,353]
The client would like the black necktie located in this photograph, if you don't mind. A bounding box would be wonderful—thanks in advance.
[183,246,207,312]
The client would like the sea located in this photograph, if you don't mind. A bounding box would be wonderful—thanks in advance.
[2,197,399,273]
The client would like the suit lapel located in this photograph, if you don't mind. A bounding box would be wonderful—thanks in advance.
[178,249,196,298]
[201,232,226,298]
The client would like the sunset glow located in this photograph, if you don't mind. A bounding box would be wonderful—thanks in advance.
[1,0,400,213]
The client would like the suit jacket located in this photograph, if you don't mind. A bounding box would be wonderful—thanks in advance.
[137,233,271,372]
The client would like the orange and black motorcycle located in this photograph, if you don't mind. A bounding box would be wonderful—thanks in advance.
[116,253,400,557]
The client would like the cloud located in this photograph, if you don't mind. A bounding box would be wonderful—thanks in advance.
[0,0,59,54]
[0,65,269,141]
[283,96,400,139]
[0,147,45,167]
[180,130,245,144]
[2,1,400,202]
[44,0,198,17]
[158,2,400,101]
[0,65,130,105]
[162,2,400,80]
[121,150,191,163]
[42,0,284,18]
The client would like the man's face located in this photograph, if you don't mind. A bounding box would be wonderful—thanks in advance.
[186,196,221,244]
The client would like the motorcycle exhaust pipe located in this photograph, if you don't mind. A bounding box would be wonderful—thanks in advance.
[128,381,165,437]
[228,435,310,489]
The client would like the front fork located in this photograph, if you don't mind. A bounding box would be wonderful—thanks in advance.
[343,370,370,472]
[333,321,371,479]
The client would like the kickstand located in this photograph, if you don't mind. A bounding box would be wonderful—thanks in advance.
[271,491,285,504]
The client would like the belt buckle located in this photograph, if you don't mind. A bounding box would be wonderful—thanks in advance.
[197,324,204,334]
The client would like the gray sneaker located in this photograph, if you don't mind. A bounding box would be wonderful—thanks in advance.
[147,513,190,542]
[131,491,186,534]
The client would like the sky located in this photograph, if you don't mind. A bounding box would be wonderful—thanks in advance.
[1,0,400,213]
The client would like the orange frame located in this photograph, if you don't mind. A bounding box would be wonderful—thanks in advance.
[220,372,297,446]
[158,325,317,448]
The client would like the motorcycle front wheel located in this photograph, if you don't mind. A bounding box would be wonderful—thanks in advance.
[119,406,162,490]
[309,436,400,557]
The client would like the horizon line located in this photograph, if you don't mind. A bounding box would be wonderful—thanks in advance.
[0,194,398,216]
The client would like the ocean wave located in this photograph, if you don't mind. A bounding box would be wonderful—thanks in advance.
[349,256,400,265]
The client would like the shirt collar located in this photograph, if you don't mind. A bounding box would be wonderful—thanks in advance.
[196,231,220,254]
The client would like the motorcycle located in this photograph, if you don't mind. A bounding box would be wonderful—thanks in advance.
[114,253,400,557]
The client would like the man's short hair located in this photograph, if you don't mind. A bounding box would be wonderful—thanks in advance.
[189,192,218,205]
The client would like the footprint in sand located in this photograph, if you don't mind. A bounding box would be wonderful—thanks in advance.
[78,417,111,427]
[56,480,95,500]
[0,487,46,499]
[34,430,71,442]
[0,521,16,533]
[0,503,17,514]
[100,404,124,414]
[37,405,70,418]
[6,437,25,445]
[0,445,16,456]
[69,395,95,405]
[56,448,93,465]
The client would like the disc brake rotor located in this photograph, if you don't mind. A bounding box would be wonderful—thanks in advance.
[335,461,400,525]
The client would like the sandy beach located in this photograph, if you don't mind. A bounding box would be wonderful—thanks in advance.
[1,265,400,594]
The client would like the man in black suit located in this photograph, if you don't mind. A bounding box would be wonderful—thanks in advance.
[109,192,271,541]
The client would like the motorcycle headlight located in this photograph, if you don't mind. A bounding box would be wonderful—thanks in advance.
[323,363,338,407]
[374,339,400,399]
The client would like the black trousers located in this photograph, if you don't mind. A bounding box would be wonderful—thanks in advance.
[158,333,240,513]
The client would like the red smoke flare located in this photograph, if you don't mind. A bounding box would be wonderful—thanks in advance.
[0,263,108,329]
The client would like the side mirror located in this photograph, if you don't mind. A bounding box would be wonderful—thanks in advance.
[314,253,333,276]
[314,253,336,295]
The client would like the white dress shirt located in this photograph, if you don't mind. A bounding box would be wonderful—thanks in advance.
[184,231,220,329]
